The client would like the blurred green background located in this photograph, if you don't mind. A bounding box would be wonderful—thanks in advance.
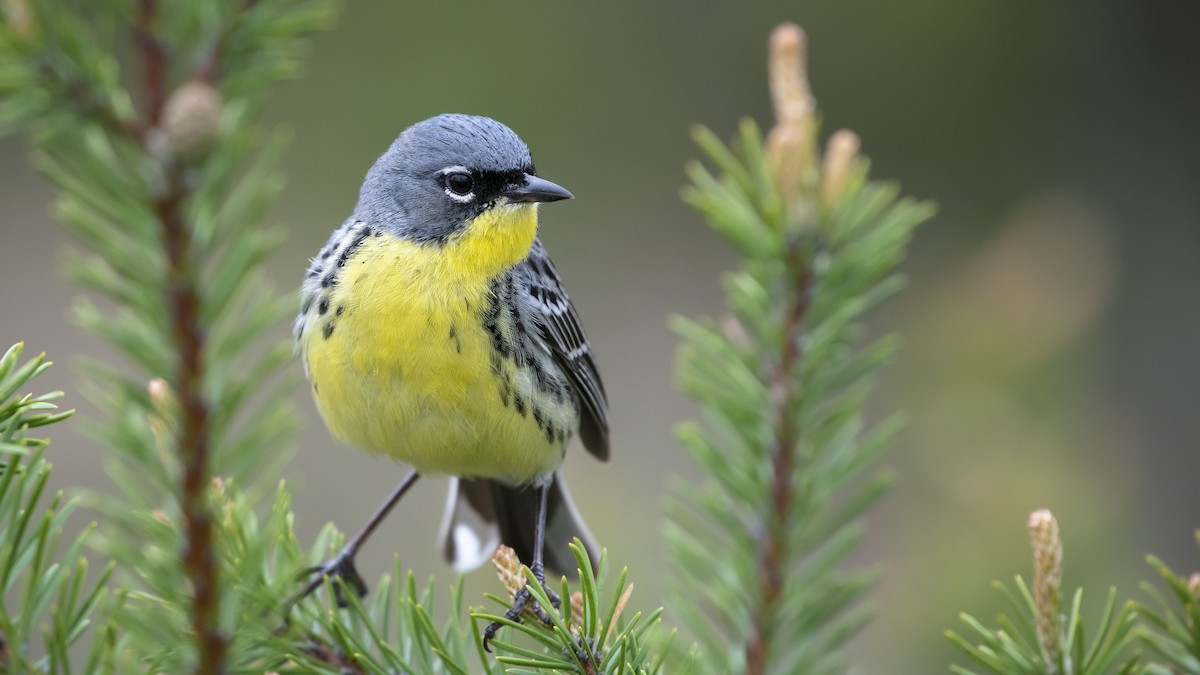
[2,2,1197,672]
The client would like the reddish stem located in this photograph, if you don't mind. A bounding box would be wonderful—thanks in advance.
[134,0,168,127]
[135,1,227,672]
[746,244,811,675]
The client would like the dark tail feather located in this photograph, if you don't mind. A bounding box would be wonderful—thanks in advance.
[439,471,598,578]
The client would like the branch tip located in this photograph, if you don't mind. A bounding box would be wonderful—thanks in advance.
[3,0,36,40]
[1027,509,1062,670]
[821,129,860,208]
[768,23,810,126]
[765,22,816,208]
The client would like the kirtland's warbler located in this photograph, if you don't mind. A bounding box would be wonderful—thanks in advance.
[290,114,608,645]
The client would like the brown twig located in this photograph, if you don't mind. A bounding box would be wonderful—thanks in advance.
[299,634,367,674]
[134,1,227,672]
[135,0,168,127]
[746,245,812,675]
[746,23,819,675]
[159,171,225,674]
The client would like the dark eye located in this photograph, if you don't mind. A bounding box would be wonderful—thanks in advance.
[445,172,474,196]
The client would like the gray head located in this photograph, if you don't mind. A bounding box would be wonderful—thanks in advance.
[353,114,572,243]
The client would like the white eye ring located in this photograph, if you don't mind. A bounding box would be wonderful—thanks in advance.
[440,165,475,203]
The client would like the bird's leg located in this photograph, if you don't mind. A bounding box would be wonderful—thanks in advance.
[284,469,420,615]
[483,479,557,651]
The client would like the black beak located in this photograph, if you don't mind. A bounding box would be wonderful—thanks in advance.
[502,174,574,203]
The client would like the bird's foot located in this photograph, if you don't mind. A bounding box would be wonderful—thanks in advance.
[483,583,561,652]
[284,547,369,616]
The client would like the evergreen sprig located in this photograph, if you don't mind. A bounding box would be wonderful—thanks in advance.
[665,24,934,674]
[1137,535,1200,673]
[0,343,113,673]
[946,510,1140,675]
[475,542,668,674]
[0,0,337,671]
[280,539,667,674]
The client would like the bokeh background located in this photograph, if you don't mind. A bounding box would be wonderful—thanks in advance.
[2,2,1197,672]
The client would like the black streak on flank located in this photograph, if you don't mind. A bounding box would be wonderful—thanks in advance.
[482,293,506,357]
[318,299,329,316]
[338,227,372,267]
[449,324,461,353]
[513,395,527,417]
[322,323,335,340]
[321,272,336,289]
[336,305,345,316]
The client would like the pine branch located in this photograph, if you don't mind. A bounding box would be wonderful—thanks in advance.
[0,343,113,673]
[749,237,813,675]
[1,0,338,671]
[947,510,1140,675]
[159,145,225,674]
[667,23,935,673]
[1137,534,1200,673]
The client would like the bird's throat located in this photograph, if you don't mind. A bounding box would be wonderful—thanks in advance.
[444,203,539,280]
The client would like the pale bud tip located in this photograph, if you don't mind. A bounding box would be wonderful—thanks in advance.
[770,23,805,60]
[4,0,36,40]
[148,378,170,407]
[1028,508,1056,532]
[821,129,861,208]
[765,22,816,208]
[768,23,812,126]
[1027,509,1063,667]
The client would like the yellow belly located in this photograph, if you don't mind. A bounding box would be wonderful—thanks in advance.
[299,208,565,483]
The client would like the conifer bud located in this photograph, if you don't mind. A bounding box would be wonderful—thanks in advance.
[490,545,548,622]
[162,80,222,164]
[3,0,36,41]
[1028,509,1062,669]
[148,377,175,455]
[491,545,525,601]
[765,23,815,208]
[821,129,860,209]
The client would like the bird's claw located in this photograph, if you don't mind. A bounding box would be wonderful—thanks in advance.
[284,548,368,616]
[482,584,561,652]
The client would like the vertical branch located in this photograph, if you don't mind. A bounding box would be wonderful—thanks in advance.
[135,2,226,672]
[674,21,931,673]
[747,251,812,675]
[159,176,225,674]
[135,0,168,127]
[747,24,818,675]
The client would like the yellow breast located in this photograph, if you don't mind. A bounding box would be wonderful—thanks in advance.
[298,204,568,484]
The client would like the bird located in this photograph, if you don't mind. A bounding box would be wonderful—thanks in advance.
[288,114,609,647]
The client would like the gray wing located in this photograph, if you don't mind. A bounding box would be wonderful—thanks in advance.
[517,239,610,461]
